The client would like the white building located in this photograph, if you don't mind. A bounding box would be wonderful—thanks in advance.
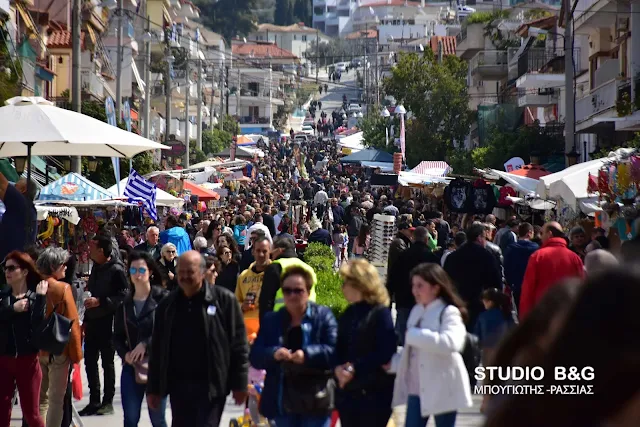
[249,23,332,62]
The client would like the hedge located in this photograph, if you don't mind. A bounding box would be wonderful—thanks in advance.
[304,242,349,318]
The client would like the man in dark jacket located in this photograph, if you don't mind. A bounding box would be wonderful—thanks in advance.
[386,214,413,292]
[346,205,364,254]
[261,205,277,238]
[504,222,539,309]
[133,226,162,261]
[79,234,128,416]
[147,251,249,426]
[392,226,439,345]
[444,223,502,330]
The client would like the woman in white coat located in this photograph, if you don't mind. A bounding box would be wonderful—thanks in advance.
[387,263,473,427]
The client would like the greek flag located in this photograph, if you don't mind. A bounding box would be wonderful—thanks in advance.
[124,169,157,220]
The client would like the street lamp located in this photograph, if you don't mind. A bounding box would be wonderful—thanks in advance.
[88,157,99,172]
[381,108,390,118]
[357,112,364,118]
[62,158,72,171]
[395,104,406,115]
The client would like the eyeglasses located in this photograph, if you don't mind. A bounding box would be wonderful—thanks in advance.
[4,265,19,272]
[129,267,148,275]
[282,287,305,296]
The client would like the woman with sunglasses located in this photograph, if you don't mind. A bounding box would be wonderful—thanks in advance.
[214,244,239,293]
[157,243,177,291]
[250,266,337,427]
[113,251,168,427]
[0,251,48,427]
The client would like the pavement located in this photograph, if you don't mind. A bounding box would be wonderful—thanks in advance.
[10,356,484,427]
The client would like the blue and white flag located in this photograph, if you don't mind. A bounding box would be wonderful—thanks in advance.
[124,169,157,220]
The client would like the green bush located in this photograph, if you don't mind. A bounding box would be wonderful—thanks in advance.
[304,243,348,317]
[304,242,335,261]
[315,269,348,318]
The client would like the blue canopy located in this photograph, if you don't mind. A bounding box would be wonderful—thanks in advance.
[340,148,394,164]
[37,172,114,202]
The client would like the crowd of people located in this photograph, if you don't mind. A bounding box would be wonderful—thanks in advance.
[1,126,640,427]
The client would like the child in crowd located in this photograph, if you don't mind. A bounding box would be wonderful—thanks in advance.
[332,224,348,269]
[474,288,515,364]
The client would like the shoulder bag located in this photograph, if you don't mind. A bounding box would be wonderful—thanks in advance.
[439,305,480,383]
[123,305,149,384]
[32,285,73,356]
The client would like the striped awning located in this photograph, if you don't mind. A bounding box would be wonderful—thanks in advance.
[410,161,452,177]
[37,172,115,202]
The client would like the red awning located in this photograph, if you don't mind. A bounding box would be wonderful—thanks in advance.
[182,180,220,201]
[509,164,551,180]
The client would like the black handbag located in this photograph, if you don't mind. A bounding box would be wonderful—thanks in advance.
[439,305,481,384]
[32,285,73,355]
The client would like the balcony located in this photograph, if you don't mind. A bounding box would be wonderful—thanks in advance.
[469,51,508,80]
[169,118,182,138]
[81,71,105,100]
[517,88,559,107]
[576,78,628,132]
[238,116,271,124]
[510,48,563,80]
[594,58,619,89]
[455,23,484,60]
[574,0,626,33]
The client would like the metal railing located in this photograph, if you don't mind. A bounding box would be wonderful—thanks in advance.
[238,116,271,124]
[456,26,468,45]
[470,50,509,71]
[576,79,619,123]
[508,48,567,81]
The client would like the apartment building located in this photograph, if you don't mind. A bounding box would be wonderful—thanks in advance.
[248,23,332,63]
[571,0,640,146]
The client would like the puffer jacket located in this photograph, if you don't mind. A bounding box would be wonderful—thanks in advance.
[249,302,337,419]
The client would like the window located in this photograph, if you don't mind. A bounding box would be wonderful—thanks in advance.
[249,106,259,117]
[302,35,307,41]
[294,35,297,40]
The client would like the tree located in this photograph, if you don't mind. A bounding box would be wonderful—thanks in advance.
[202,128,233,155]
[360,112,399,153]
[382,50,472,170]
[190,140,208,164]
[286,0,296,26]
[471,120,564,169]
[222,114,240,135]
[305,38,353,67]
[294,0,311,27]
[274,0,289,25]
[194,0,257,42]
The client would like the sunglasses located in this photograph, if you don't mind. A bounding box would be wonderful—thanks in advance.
[129,267,148,275]
[4,265,19,272]
[282,287,305,296]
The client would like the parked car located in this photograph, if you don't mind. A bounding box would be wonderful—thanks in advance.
[301,125,315,135]
[294,133,310,143]
[348,104,362,113]
[335,63,347,72]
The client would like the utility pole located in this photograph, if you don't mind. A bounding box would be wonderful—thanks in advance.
[115,0,124,126]
[184,58,190,168]
[143,16,151,139]
[564,0,575,166]
[197,58,203,150]
[209,65,216,130]
[225,66,230,115]
[70,0,81,172]
[164,46,171,145]
[363,24,368,107]
[218,67,224,130]
[315,30,319,84]
[375,38,379,106]
[236,68,241,121]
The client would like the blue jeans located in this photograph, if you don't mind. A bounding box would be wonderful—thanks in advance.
[273,414,331,427]
[405,395,457,427]
[395,307,412,346]
[120,365,167,427]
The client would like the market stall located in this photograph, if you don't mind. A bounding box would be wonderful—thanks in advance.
[108,178,185,208]
[37,172,115,202]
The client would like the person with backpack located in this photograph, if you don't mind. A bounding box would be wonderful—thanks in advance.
[385,263,472,427]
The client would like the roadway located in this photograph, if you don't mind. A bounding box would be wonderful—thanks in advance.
[10,357,484,427]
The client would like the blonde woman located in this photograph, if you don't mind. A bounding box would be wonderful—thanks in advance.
[157,243,177,290]
[333,259,397,427]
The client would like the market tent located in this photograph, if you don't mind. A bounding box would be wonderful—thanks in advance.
[214,145,264,158]
[182,180,221,201]
[340,148,393,164]
[410,161,452,177]
[336,132,364,153]
[108,178,184,208]
[398,171,451,186]
[236,135,254,145]
[537,148,636,208]
[37,173,114,202]
[489,169,540,195]
[360,161,395,172]
[509,164,551,180]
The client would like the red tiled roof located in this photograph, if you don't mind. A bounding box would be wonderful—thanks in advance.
[47,30,85,49]
[429,36,456,56]
[359,0,420,7]
[232,42,298,59]
[345,28,378,39]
